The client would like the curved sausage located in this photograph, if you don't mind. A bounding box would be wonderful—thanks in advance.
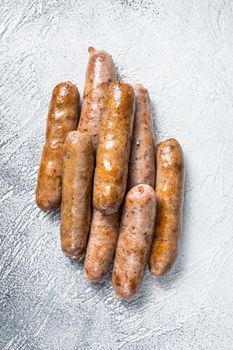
[60,130,94,260]
[112,184,156,301]
[84,209,120,282]
[149,138,184,276]
[93,82,135,215]
[79,47,117,151]
[36,82,80,211]
[127,83,155,189]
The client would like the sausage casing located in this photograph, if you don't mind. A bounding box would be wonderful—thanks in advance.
[127,83,155,189]
[84,209,120,282]
[93,82,135,214]
[149,138,184,276]
[79,47,117,151]
[60,130,94,260]
[36,82,80,210]
[112,184,156,300]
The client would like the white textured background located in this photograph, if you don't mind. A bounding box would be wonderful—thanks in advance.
[1,0,233,349]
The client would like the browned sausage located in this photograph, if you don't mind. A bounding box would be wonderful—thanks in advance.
[127,83,155,190]
[112,184,156,300]
[149,138,184,276]
[84,209,120,281]
[79,47,117,151]
[36,82,80,211]
[60,130,94,260]
[93,82,135,215]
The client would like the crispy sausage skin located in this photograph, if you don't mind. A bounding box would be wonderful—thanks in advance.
[36,82,80,211]
[79,47,117,151]
[93,82,135,215]
[112,184,156,301]
[127,84,155,190]
[149,138,184,276]
[84,209,120,282]
[60,130,94,260]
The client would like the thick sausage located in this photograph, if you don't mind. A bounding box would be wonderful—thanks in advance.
[112,184,156,300]
[79,47,117,151]
[127,84,155,189]
[60,130,94,260]
[84,209,120,281]
[93,82,135,215]
[36,82,80,211]
[149,138,184,276]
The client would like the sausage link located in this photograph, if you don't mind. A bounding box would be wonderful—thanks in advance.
[93,82,135,214]
[127,84,155,189]
[36,82,80,211]
[149,138,184,276]
[112,184,156,300]
[84,209,120,281]
[60,130,94,260]
[79,47,117,151]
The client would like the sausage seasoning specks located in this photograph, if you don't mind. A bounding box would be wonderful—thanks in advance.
[93,82,135,215]
[60,130,94,260]
[84,209,120,282]
[36,82,80,211]
[112,184,156,301]
[149,138,184,276]
[127,83,155,190]
[79,47,117,151]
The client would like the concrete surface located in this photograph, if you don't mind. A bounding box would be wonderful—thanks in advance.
[0,0,233,349]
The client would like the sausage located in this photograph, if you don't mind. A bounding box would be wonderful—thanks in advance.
[112,184,156,300]
[93,82,135,215]
[84,209,120,282]
[149,138,184,276]
[127,83,155,190]
[79,47,117,151]
[60,130,94,260]
[36,82,80,211]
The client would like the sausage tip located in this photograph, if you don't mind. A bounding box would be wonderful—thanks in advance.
[84,270,102,283]
[114,291,135,302]
[150,265,167,277]
[88,46,96,54]
[134,83,147,93]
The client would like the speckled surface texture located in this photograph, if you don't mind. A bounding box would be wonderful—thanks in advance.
[1,1,233,349]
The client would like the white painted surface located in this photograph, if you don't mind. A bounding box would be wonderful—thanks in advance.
[0,1,233,349]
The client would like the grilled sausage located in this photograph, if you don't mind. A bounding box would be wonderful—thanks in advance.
[60,130,94,260]
[36,82,80,211]
[79,47,117,151]
[149,138,184,276]
[93,82,135,214]
[127,84,155,189]
[112,184,156,300]
[84,209,120,281]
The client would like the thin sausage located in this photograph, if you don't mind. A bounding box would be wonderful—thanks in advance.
[112,184,156,301]
[79,47,117,151]
[36,82,80,211]
[60,130,94,260]
[149,138,184,276]
[127,83,155,189]
[93,82,135,215]
[84,209,120,281]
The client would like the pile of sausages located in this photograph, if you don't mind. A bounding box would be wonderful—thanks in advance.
[36,47,184,301]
